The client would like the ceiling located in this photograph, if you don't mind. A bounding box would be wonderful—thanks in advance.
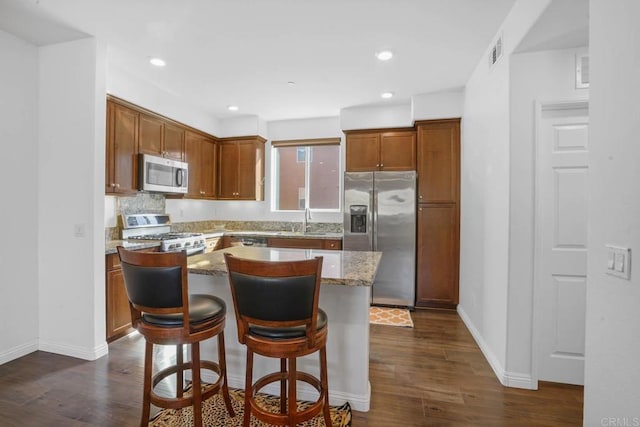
[0,0,517,122]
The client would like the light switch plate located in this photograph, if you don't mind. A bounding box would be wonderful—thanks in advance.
[605,245,631,280]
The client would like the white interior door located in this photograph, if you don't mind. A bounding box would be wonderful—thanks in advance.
[535,101,589,385]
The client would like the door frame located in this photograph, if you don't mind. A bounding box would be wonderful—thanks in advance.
[530,99,589,389]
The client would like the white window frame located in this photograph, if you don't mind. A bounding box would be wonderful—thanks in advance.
[270,138,342,213]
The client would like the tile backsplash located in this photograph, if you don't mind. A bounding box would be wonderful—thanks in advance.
[105,193,342,241]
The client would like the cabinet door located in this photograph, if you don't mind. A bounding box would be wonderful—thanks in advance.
[138,113,164,156]
[416,204,459,308]
[380,131,416,170]
[345,133,380,171]
[417,120,460,203]
[237,141,259,200]
[322,239,342,250]
[105,101,115,193]
[111,103,139,194]
[106,268,133,342]
[163,123,185,161]
[267,237,325,249]
[201,137,217,198]
[218,142,239,199]
[184,131,203,198]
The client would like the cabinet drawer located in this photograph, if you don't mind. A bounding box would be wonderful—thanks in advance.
[106,253,121,271]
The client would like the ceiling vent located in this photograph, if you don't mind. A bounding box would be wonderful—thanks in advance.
[576,53,589,88]
[489,34,503,68]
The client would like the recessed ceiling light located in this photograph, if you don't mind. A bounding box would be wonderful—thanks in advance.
[287,81,296,86]
[227,105,239,112]
[149,57,166,67]
[375,50,393,61]
[381,92,394,99]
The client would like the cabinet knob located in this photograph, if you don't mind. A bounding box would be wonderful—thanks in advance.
[380,164,384,167]
[115,184,120,188]
[110,183,116,188]
[419,195,423,199]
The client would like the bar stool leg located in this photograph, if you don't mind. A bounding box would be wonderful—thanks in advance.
[141,341,153,427]
[288,357,297,427]
[176,344,184,398]
[243,349,254,427]
[217,332,235,417]
[280,358,287,414]
[320,346,332,426]
[192,342,203,427]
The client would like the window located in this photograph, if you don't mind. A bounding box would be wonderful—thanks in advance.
[272,138,341,211]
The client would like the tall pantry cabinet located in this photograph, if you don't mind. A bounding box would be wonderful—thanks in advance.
[415,119,460,308]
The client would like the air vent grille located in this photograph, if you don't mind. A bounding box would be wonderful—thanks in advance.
[489,34,503,67]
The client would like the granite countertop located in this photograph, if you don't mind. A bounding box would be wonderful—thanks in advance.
[187,246,381,287]
[106,230,343,254]
[105,240,161,254]
[202,230,343,240]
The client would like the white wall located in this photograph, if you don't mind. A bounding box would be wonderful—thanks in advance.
[217,115,267,138]
[507,47,589,387]
[411,89,464,121]
[583,1,640,423]
[38,37,107,360]
[340,102,412,130]
[457,0,552,385]
[107,55,221,136]
[165,116,344,224]
[0,30,39,363]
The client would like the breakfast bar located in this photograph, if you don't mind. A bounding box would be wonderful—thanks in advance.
[186,245,381,412]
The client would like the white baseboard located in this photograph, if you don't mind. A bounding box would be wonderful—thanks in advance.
[503,371,535,389]
[39,340,109,361]
[456,305,535,390]
[458,304,538,390]
[456,305,507,385]
[201,371,370,412]
[0,340,39,365]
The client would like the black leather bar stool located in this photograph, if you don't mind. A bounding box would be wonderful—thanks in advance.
[224,253,332,427]
[117,247,235,427]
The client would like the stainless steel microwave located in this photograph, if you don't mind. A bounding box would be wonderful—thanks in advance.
[138,154,188,194]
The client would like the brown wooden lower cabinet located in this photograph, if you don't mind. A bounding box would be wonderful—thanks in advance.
[106,253,133,342]
[267,237,342,250]
[416,204,459,308]
[106,247,158,343]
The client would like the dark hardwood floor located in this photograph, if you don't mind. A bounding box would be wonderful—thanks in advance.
[0,310,582,426]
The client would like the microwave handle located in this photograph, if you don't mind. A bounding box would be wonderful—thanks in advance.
[176,168,184,187]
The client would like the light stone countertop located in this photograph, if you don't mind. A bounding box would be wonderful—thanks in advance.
[106,230,343,254]
[105,240,161,254]
[186,246,381,287]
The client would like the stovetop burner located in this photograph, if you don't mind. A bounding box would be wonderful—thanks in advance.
[128,232,203,241]
[121,214,206,254]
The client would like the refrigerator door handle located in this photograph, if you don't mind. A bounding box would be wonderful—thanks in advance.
[372,189,378,251]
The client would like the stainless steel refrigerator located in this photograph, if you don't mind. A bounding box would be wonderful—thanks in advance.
[343,171,416,308]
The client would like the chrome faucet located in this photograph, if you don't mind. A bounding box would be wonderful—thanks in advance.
[303,208,312,233]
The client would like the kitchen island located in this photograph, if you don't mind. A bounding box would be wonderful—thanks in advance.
[186,246,381,412]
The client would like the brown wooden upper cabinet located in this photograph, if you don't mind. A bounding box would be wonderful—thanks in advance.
[138,113,185,161]
[217,136,266,200]
[345,129,416,172]
[184,131,217,199]
[105,101,139,195]
[416,119,460,203]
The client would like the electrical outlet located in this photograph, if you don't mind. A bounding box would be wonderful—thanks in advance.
[73,223,86,238]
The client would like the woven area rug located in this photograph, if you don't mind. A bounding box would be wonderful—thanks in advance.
[150,387,351,426]
[369,306,414,328]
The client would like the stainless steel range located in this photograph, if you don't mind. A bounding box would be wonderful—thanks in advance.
[121,213,206,255]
